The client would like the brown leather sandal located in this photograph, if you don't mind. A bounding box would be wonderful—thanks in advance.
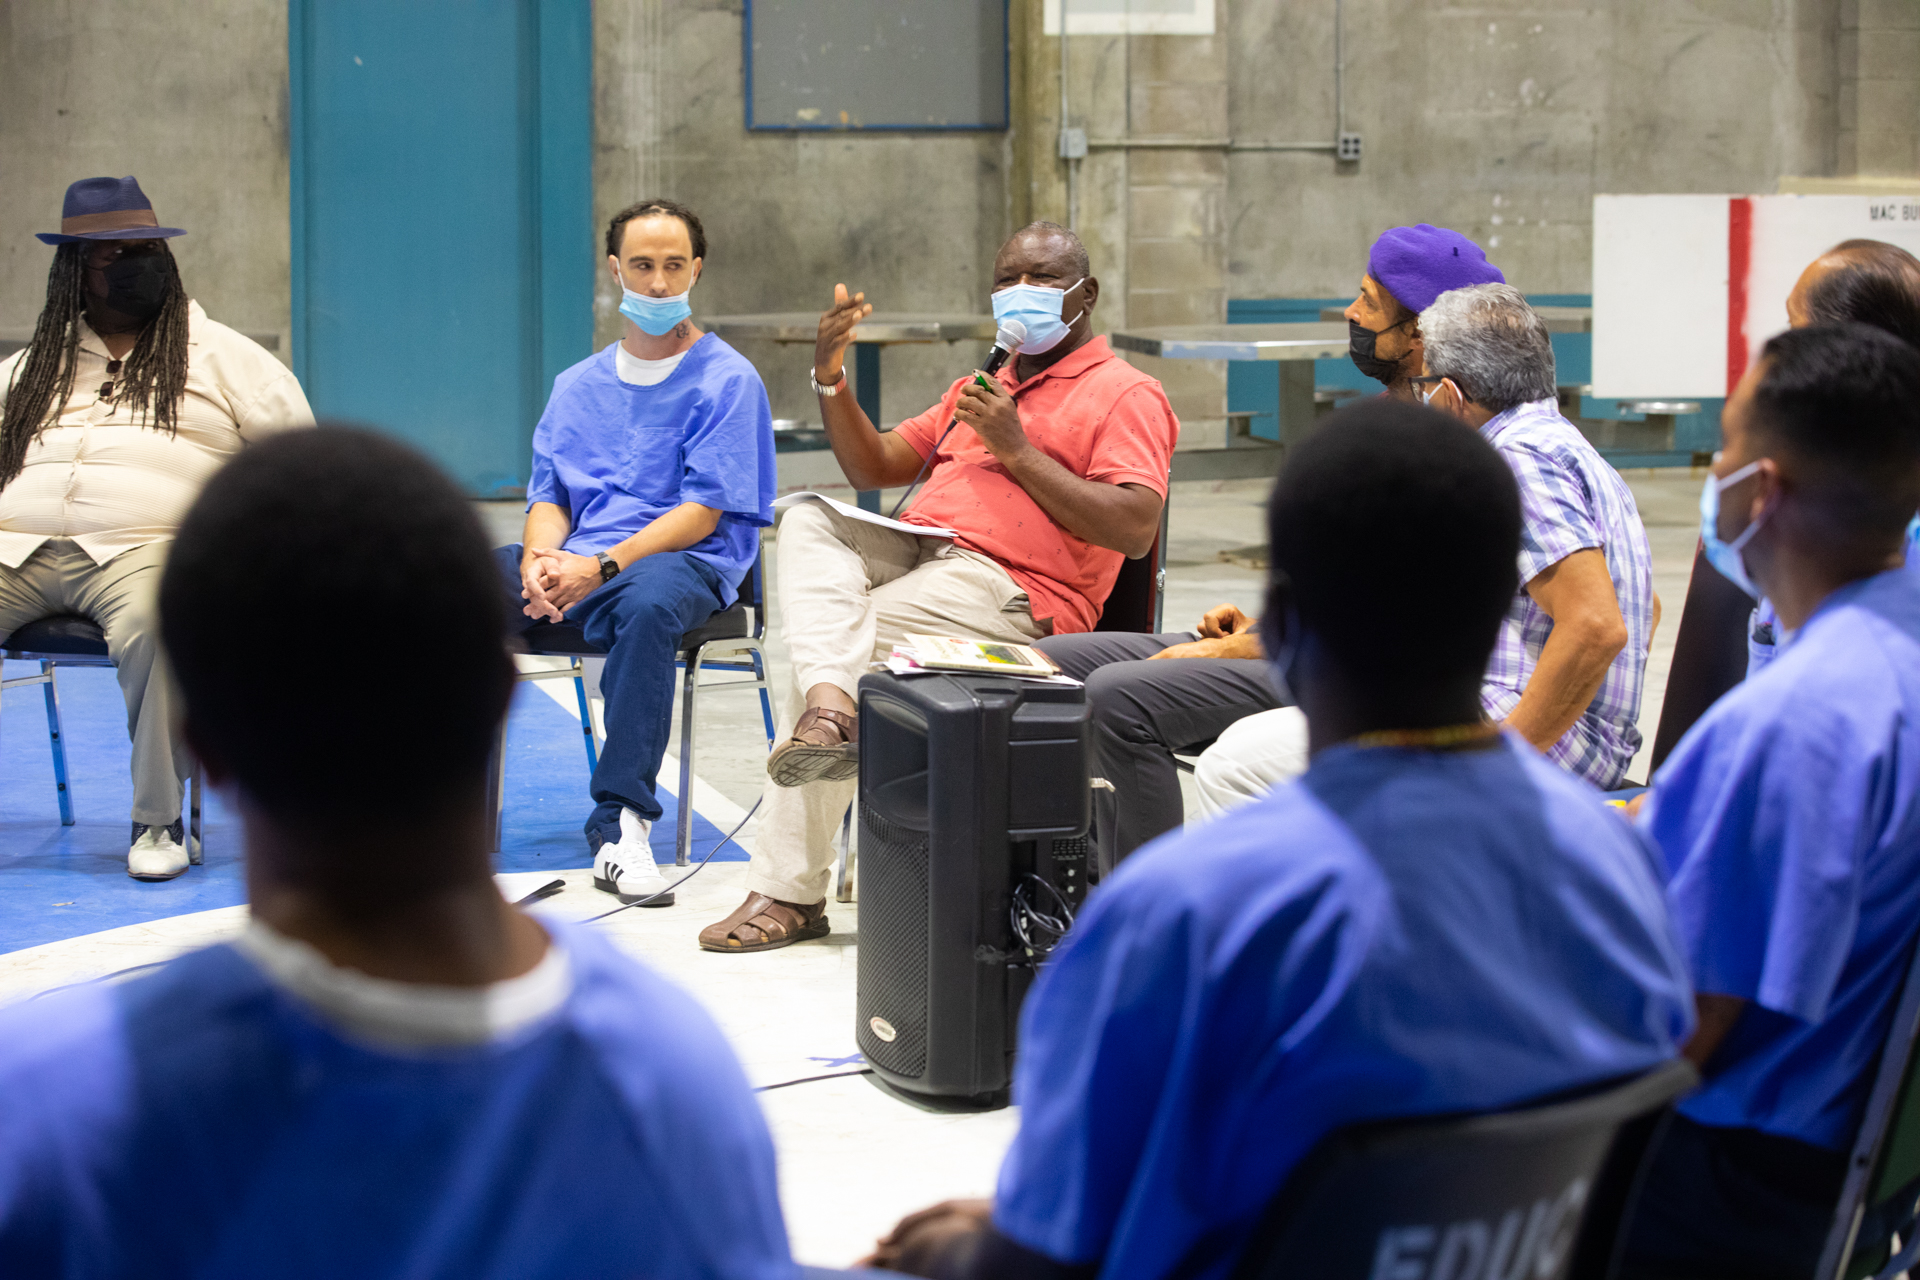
[766,705,859,787]
[698,892,830,953]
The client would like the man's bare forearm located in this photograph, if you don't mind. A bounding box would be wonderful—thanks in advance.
[1504,613,1626,751]
[818,386,925,491]
[602,502,723,569]
[999,444,1160,556]
[1685,994,1747,1071]
[521,503,572,561]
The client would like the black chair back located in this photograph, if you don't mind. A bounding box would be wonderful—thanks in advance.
[1818,936,1920,1280]
[1647,543,1754,773]
[1094,502,1171,635]
[1227,1060,1697,1280]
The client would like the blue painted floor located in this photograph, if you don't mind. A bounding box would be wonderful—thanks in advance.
[0,661,743,955]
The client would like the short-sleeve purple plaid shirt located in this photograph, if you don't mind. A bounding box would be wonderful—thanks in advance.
[1478,399,1654,788]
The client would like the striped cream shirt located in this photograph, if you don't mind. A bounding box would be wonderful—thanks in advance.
[0,300,314,568]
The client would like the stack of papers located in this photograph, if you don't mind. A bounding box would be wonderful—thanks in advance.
[880,635,1082,687]
[772,491,957,539]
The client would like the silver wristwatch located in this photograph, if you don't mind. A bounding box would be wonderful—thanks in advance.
[810,368,846,397]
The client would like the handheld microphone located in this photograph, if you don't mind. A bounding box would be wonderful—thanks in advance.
[885,319,1030,520]
[982,319,1027,376]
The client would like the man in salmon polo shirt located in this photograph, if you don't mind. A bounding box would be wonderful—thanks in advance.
[698,222,1180,953]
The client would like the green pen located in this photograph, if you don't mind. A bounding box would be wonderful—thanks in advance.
[974,372,994,390]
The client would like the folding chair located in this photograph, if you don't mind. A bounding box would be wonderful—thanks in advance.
[0,614,202,862]
[485,547,775,867]
[1817,936,1920,1280]
[1228,1060,1698,1280]
[1091,500,1171,635]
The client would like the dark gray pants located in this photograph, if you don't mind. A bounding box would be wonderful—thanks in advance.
[1036,631,1283,875]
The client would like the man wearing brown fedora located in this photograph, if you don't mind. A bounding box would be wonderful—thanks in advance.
[0,176,314,881]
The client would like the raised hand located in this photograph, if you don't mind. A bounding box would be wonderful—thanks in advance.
[813,283,872,388]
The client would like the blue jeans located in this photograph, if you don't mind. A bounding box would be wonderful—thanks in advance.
[496,545,728,844]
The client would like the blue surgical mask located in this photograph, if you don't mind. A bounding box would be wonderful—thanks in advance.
[990,278,1086,355]
[615,269,693,336]
[1699,458,1769,597]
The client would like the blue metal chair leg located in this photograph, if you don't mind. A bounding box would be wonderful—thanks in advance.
[188,765,204,864]
[485,719,507,855]
[675,646,704,868]
[41,662,75,827]
[572,666,599,772]
[751,647,775,746]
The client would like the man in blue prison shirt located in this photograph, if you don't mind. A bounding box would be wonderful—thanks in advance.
[1619,326,1920,1280]
[865,399,1692,1280]
[0,429,793,1279]
[1744,238,1920,679]
[501,198,774,907]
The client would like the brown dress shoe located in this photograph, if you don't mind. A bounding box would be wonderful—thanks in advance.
[698,892,830,953]
[766,706,859,787]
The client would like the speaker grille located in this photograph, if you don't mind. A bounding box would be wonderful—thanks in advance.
[856,801,930,1079]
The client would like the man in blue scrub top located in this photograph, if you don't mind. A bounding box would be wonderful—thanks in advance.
[501,198,775,906]
[1619,325,1920,1280]
[865,399,1694,1280]
[1746,239,1920,677]
[0,430,794,1279]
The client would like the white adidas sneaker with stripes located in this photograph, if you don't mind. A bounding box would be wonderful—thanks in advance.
[591,809,673,907]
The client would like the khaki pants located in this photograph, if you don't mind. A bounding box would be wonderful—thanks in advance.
[0,539,189,827]
[748,502,1047,904]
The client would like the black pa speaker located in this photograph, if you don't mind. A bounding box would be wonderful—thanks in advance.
[854,672,1091,1107]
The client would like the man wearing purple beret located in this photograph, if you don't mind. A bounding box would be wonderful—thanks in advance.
[1032,224,1513,877]
[1345,223,1507,397]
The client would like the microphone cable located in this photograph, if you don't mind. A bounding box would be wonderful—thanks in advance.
[885,320,1026,520]
[581,794,762,924]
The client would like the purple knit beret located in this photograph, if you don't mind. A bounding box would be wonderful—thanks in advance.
[1367,224,1505,314]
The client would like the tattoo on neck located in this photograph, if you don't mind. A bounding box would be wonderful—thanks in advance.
[673,321,691,340]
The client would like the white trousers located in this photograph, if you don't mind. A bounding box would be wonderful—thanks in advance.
[748,502,1046,904]
[1190,705,1312,822]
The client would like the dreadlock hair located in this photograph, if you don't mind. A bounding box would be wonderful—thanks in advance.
[0,241,191,489]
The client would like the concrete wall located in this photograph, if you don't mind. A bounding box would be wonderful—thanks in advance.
[1839,0,1920,177]
[1011,0,1857,449]
[2,0,1908,449]
[593,0,1022,429]
[1224,0,1845,302]
[0,0,291,357]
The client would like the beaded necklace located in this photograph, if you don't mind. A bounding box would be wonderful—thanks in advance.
[1347,722,1501,752]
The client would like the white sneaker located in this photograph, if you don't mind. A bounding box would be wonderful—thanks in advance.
[128,821,189,882]
[591,809,673,907]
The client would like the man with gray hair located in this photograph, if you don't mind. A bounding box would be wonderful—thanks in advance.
[1195,283,1653,800]
[1414,283,1653,787]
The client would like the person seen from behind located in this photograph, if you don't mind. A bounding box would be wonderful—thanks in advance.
[0,428,792,1280]
[1743,238,1920,675]
[865,398,1692,1280]
[1618,325,1920,1280]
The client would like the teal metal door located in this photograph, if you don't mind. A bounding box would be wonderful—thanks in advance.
[290,0,592,496]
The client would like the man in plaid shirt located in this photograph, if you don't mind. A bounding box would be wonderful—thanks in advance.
[1193,282,1653,800]
[1413,283,1654,787]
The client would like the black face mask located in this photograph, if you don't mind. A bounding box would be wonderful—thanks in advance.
[97,254,172,323]
[1348,317,1407,384]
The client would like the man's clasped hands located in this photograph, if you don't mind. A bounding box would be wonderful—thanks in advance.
[518,547,607,621]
